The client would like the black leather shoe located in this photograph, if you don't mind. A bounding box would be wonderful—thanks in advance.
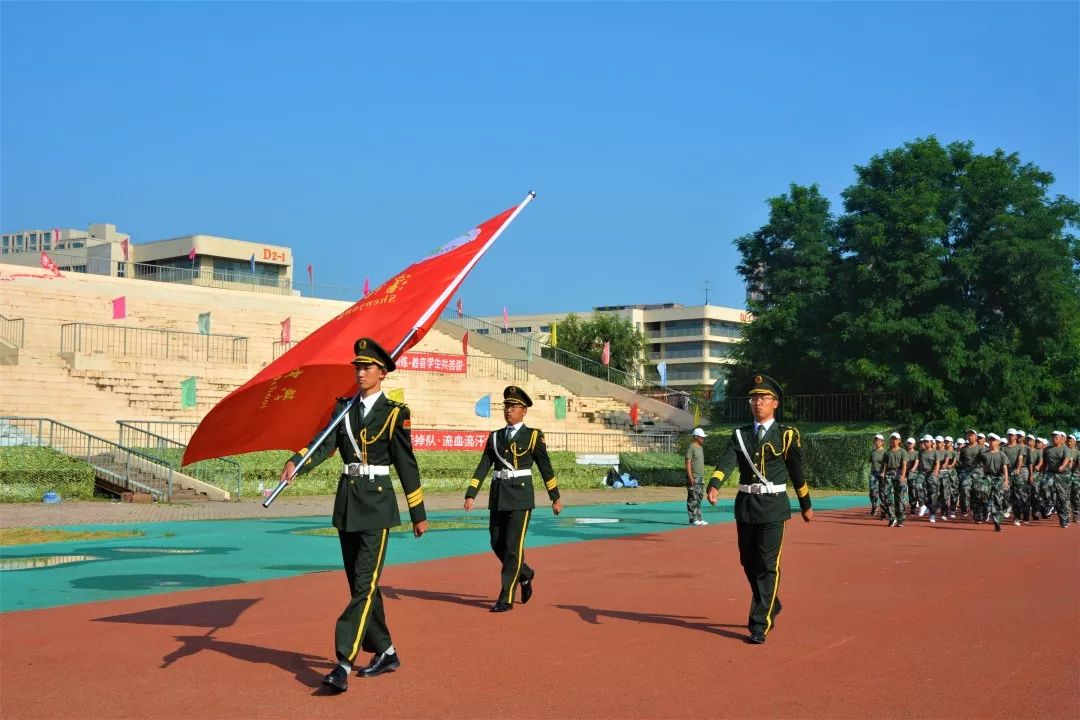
[746,632,766,645]
[490,601,512,613]
[358,651,400,677]
[322,665,349,692]
[520,577,533,605]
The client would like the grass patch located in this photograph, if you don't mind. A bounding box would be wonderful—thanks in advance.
[0,528,145,547]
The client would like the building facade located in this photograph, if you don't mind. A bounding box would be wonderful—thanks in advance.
[477,303,750,388]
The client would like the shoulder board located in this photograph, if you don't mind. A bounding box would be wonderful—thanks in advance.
[386,399,407,408]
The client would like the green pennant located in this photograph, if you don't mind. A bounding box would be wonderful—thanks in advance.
[180,376,197,409]
[197,312,210,335]
[554,395,567,420]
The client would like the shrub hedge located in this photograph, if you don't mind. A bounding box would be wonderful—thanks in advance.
[0,447,97,502]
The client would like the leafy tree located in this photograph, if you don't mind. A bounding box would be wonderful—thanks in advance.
[553,311,648,377]
[726,137,1080,429]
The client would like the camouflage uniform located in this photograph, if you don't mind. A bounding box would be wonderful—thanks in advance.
[1068,442,1079,523]
[977,447,1009,528]
[942,444,959,516]
[957,441,983,517]
[881,444,908,525]
[1043,441,1071,528]
[1036,445,1056,519]
[869,446,885,515]
[914,444,939,518]
[1002,441,1024,520]
[904,445,919,514]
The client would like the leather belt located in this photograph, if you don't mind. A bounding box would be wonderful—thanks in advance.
[494,469,532,480]
[343,463,390,478]
[738,482,787,495]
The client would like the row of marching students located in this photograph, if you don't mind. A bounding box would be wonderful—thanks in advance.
[868,429,1079,531]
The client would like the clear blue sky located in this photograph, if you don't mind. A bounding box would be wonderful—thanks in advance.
[2,1,1076,315]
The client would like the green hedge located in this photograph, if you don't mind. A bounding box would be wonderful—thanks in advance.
[674,426,895,490]
[0,447,97,502]
[617,452,702,487]
[170,449,609,496]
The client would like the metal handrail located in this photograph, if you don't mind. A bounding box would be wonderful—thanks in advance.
[442,308,698,414]
[0,314,25,348]
[716,392,910,424]
[60,322,248,364]
[0,416,176,500]
[116,421,242,500]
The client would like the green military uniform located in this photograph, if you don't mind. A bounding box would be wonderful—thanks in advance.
[903,442,919,514]
[1002,440,1024,522]
[913,440,939,518]
[707,374,811,642]
[942,441,959,517]
[1008,438,1030,523]
[1067,438,1079,523]
[1025,439,1044,519]
[881,440,907,526]
[466,386,560,609]
[958,434,983,516]
[976,440,1008,530]
[1043,436,1071,528]
[290,338,426,667]
[869,440,885,516]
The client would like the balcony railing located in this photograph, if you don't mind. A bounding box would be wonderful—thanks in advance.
[0,314,25,348]
[60,322,248,364]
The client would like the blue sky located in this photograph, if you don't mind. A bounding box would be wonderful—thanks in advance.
[2,1,1076,315]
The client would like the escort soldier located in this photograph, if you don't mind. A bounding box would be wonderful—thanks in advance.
[465,385,563,612]
[869,434,885,517]
[706,374,812,644]
[279,337,428,693]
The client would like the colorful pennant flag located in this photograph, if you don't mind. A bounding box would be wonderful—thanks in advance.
[39,252,59,275]
[249,254,256,275]
[475,394,491,418]
[456,297,463,317]
[630,402,639,427]
[280,317,291,344]
[502,307,509,330]
[657,361,668,386]
[526,337,534,361]
[180,377,197,409]
[307,264,313,282]
[120,238,129,261]
[461,332,468,356]
[693,403,701,427]
[554,396,567,420]
[363,276,371,297]
[600,341,611,366]
[112,296,126,320]
[549,322,557,347]
[198,312,210,335]
[188,247,197,262]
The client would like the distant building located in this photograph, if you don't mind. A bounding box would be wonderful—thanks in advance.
[1,222,293,294]
[477,303,751,388]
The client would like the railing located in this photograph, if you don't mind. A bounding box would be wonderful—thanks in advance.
[60,322,249,364]
[117,421,242,500]
[113,419,679,454]
[443,308,699,415]
[0,416,174,500]
[715,392,910,424]
[0,314,25,348]
[543,432,678,454]
[272,340,295,360]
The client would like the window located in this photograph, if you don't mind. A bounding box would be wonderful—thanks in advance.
[708,320,742,339]
[667,367,703,381]
[709,343,734,358]
[476,328,490,335]
[709,367,727,379]
[664,319,705,337]
[513,326,532,333]
[539,325,550,332]
[664,342,704,359]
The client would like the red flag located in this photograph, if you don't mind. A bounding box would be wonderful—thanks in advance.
[363,276,371,297]
[455,297,463,317]
[601,341,611,366]
[120,238,129,261]
[461,331,468,355]
[306,264,313,282]
[630,402,639,426]
[39,252,59,275]
[188,247,196,261]
[53,227,61,246]
[183,196,533,464]
[112,296,127,320]
[280,317,291,344]
[502,307,509,330]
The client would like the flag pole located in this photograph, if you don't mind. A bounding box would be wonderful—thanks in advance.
[263,191,536,509]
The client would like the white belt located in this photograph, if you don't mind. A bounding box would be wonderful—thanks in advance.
[494,469,532,480]
[738,482,787,495]
[343,463,390,478]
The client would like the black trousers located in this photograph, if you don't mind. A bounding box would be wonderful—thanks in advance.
[489,509,534,604]
[335,528,391,663]
[737,520,785,635]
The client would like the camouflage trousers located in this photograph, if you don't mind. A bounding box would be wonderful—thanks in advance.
[1010,469,1031,521]
[1051,474,1073,527]
[687,478,703,524]
[1073,474,1080,522]
[882,471,907,523]
[941,469,958,513]
[909,472,927,510]
[957,470,974,514]
[974,475,1005,524]
[869,471,882,509]
[1036,474,1056,517]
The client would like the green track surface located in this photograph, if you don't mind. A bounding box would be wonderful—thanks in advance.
[0,496,865,612]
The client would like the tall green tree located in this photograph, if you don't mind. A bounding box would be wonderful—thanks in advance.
[554,312,647,378]
[727,137,1080,429]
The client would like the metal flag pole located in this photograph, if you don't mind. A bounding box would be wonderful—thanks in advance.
[263,191,536,508]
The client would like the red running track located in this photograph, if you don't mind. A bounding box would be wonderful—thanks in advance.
[1,508,1077,719]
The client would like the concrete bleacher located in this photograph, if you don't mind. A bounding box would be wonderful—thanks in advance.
[0,263,688,449]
